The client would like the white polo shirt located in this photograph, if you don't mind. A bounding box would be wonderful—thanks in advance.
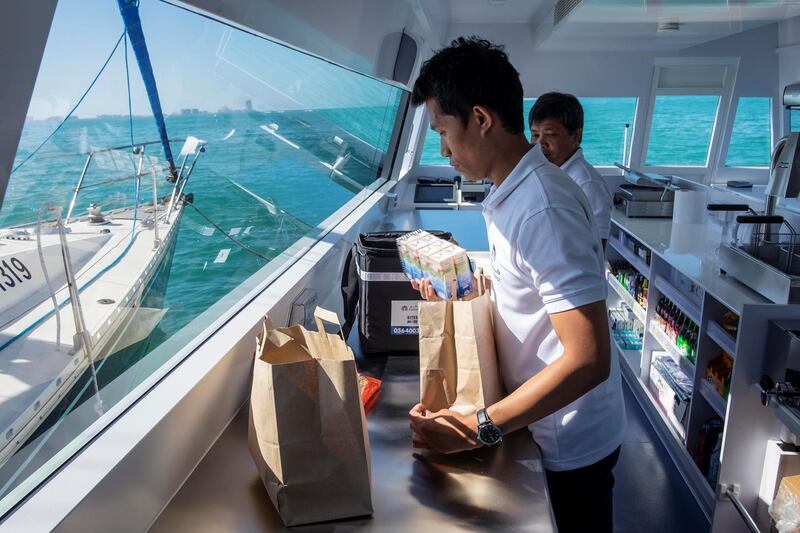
[560,148,613,240]
[483,144,625,472]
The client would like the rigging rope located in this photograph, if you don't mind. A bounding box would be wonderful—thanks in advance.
[185,202,272,261]
[12,32,127,174]
[124,32,135,153]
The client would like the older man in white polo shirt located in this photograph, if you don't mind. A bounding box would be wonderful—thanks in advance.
[408,38,625,533]
[529,92,613,248]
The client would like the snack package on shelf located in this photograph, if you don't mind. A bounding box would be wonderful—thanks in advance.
[650,354,692,435]
[722,310,740,337]
[653,355,693,400]
[705,351,733,399]
[608,304,644,350]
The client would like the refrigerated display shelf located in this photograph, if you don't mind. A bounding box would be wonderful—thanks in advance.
[699,380,727,419]
[607,272,647,324]
[654,275,702,325]
[616,340,715,520]
[706,320,736,357]
[609,235,650,280]
[650,322,696,379]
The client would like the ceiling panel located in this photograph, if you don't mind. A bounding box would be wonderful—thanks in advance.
[444,0,553,24]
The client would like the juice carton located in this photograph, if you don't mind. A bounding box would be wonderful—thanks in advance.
[416,239,451,281]
[397,231,423,279]
[408,232,439,280]
[428,247,459,300]
[447,245,474,298]
[401,231,432,280]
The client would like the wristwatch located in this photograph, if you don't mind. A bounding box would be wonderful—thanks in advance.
[476,408,502,446]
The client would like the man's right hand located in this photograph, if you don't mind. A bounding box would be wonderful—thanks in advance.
[410,278,441,301]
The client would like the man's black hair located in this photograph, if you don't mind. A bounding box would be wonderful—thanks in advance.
[411,36,523,135]
[528,92,584,134]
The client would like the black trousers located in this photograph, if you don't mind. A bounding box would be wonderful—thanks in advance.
[545,446,621,533]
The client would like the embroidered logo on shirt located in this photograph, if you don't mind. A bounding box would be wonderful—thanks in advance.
[490,244,501,281]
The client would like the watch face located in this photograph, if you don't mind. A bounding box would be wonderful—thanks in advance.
[479,424,502,445]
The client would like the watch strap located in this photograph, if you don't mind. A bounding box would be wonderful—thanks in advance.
[477,408,489,427]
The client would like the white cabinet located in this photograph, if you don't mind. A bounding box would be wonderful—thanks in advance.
[605,215,797,531]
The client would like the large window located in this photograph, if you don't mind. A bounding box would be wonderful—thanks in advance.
[580,98,637,166]
[419,125,450,166]
[0,0,405,515]
[792,109,800,133]
[419,97,636,167]
[645,95,720,167]
[725,97,772,168]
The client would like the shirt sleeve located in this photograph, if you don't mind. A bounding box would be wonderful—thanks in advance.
[580,180,613,240]
[516,207,607,314]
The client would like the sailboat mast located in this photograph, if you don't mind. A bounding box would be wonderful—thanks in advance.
[116,0,177,181]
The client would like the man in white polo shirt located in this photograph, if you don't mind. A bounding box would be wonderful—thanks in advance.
[408,37,625,533]
[529,92,613,248]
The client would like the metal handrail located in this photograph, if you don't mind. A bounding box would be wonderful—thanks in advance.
[84,138,188,156]
[724,486,761,533]
[64,138,197,223]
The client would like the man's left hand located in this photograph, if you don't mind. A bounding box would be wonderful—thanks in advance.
[408,403,480,454]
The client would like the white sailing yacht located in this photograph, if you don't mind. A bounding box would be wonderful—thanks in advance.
[0,136,204,466]
[3,1,800,532]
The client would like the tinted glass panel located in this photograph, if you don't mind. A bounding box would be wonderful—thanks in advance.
[726,97,771,167]
[0,0,405,514]
[646,95,720,167]
[420,97,636,167]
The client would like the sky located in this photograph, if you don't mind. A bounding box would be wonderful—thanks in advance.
[26,0,397,120]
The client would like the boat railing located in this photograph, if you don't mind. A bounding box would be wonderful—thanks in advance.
[65,137,206,225]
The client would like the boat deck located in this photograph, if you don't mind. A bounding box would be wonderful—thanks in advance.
[0,204,178,464]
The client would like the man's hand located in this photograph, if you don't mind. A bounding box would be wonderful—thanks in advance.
[411,273,489,301]
[408,403,480,454]
[410,278,441,301]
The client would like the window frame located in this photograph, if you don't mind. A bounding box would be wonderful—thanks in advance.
[0,0,414,520]
[636,57,739,184]
[718,95,774,172]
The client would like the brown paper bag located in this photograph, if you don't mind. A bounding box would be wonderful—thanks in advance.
[248,307,372,526]
[418,272,503,416]
[418,298,457,412]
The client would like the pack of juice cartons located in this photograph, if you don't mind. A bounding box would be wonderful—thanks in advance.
[397,231,473,299]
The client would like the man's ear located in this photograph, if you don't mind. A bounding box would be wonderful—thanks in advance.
[573,127,583,146]
[472,105,493,136]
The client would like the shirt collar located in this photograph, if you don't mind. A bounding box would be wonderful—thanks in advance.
[482,143,548,211]
[560,147,584,170]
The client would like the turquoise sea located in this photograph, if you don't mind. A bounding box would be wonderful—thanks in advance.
[421,96,773,168]
[5,107,398,343]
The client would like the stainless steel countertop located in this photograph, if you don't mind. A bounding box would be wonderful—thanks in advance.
[151,356,555,532]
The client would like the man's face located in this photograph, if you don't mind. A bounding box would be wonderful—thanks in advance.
[530,118,581,167]
[426,99,490,181]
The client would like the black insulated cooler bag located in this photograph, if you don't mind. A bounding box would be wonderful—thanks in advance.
[341,231,456,355]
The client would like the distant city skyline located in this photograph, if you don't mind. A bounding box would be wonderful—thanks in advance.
[26,0,397,121]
